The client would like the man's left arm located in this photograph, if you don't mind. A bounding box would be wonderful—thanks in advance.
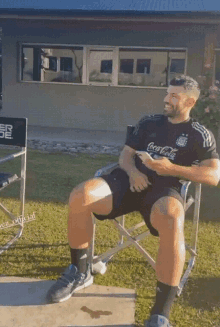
[146,157,220,186]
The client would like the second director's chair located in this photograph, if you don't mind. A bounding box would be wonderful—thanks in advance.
[0,117,35,256]
[91,125,201,297]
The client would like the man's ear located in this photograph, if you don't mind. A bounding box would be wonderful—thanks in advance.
[185,97,196,108]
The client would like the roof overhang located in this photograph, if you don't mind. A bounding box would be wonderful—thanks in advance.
[0,8,220,24]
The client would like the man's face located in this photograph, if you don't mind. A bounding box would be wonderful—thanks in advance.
[163,85,190,118]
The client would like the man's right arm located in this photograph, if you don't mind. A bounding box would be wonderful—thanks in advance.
[119,145,152,192]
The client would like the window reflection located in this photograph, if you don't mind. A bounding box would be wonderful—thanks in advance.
[118,48,186,87]
[21,45,186,87]
[22,46,83,83]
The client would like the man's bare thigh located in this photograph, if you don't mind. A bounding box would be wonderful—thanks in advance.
[69,177,113,215]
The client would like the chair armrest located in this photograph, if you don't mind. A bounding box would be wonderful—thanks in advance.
[180,180,202,212]
[94,162,119,177]
[180,180,191,200]
[0,173,19,188]
[0,150,26,165]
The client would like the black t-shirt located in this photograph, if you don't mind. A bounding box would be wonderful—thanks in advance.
[125,114,219,187]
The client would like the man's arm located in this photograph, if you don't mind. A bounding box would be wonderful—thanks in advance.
[172,159,220,186]
[119,145,137,175]
[144,157,220,186]
[119,145,151,192]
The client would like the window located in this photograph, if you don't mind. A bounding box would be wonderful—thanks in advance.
[118,48,186,87]
[49,57,57,71]
[21,45,83,83]
[119,48,168,86]
[88,49,114,84]
[60,57,72,72]
[100,60,112,73]
[20,44,187,88]
[170,59,185,73]
[136,59,151,74]
[120,59,134,74]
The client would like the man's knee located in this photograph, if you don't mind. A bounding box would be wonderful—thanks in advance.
[150,196,185,233]
[69,180,88,207]
[69,178,113,214]
[69,178,100,205]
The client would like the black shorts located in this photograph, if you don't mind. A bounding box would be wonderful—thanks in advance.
[93,168,184,237]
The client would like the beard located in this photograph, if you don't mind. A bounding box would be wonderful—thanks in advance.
[163,104,180,118]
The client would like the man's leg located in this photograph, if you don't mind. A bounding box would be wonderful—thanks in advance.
[147,196,185,324]
[46,177,113,303]
[68,178,113,271]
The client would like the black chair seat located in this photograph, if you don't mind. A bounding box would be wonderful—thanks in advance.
[0,173,18,188]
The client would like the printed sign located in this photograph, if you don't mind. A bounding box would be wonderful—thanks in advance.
[0,213,35,230]
[0,118,27,147]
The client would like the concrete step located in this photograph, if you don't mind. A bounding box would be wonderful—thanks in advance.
[0,276,136,327]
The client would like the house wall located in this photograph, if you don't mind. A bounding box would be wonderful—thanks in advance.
[0,19,207,134]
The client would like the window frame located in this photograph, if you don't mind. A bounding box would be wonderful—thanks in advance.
[19,43,188,89]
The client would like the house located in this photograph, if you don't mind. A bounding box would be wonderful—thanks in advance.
[0,2,220,146]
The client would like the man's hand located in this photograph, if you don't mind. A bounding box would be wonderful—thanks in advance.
[143,156,175,176]
[119,146,152,191]
[129,168,152,192]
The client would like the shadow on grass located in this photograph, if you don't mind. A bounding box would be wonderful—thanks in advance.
[181,277,220,311]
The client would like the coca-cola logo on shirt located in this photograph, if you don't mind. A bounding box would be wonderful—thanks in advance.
[147,142,178,160]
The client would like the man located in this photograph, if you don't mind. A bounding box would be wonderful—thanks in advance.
[46,75,220,327]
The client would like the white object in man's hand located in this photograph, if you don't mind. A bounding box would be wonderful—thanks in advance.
[136,151,154,162]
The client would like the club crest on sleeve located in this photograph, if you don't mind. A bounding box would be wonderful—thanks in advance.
[176,134,188,147]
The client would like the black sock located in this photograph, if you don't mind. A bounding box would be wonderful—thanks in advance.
[150,281,178,320]
[70,247,90,274]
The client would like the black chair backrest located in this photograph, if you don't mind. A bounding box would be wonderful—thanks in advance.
[125,125,135,143]
[0,117,27,147]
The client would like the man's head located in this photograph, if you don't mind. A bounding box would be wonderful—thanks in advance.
[164,75,200,121]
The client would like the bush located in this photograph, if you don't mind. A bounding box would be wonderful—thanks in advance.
[192,73,220,131]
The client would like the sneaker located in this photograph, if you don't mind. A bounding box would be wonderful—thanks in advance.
[144,314,172,327]
[46,264,93,303]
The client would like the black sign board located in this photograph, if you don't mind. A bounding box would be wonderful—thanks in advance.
[0,117,27,147]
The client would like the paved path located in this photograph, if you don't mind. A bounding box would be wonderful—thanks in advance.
[28,125,126,146]
[27,126,126,156]
[0,277,136,327]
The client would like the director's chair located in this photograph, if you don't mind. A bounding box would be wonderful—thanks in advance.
[91,125,201,297]
[0,117,34,256]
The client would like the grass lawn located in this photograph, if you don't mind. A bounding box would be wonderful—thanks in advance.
[0,148,219,327]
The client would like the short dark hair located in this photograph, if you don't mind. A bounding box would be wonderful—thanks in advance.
[169,75,200,100]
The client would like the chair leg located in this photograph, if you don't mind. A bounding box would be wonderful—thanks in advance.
[91,215,156,274]
[91,214,107,275]
[177,183,201,296]
[0,202,17,220]
[20,148,27,219]
[177,257,196,297]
